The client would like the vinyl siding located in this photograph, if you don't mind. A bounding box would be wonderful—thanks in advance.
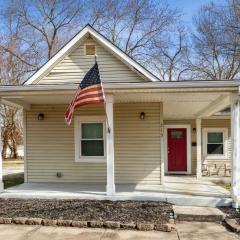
[35,37,145,84]
[115,103,161,184]
[26,103,161,184]
[164,119,231,176]
[26,104,106,183]
[26,103,230,183]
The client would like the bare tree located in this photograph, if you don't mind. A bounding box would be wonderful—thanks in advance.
[0,5,39,79]
[0,0,86,158]
[89,0,179,62]
[1,0,182,82]
[0,18,25,158]
[0,0,184,157]
[190,1,240,80]
[1,106,22,159]
[149,28,190,81]
[223,0,240,57]
[16,0,84,60]
[0,0,84,69]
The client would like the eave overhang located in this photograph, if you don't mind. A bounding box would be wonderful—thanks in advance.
[0,80,238,96]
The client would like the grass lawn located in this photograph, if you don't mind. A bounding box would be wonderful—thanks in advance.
[3,173,24,189]
[214,182,231,190]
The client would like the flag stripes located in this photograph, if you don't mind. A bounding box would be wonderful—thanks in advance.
[65,63,105,125]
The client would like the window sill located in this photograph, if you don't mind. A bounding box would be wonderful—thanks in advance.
[75,158,106,163]
[205,155,228,160]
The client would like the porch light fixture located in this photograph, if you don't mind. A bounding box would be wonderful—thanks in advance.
[38,113,45,121]
[140,112,145,120]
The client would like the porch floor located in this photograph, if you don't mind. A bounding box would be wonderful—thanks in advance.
[0,176,231,207]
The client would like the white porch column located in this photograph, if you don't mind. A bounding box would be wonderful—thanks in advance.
[0,111,3,192]
[23,109,28,183]
[231,95,240,208]
[196,118,202,179]
[160,102,165,184]
[105,94,115,196]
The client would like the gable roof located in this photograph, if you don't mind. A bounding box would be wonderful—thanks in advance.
[24,24,160,85]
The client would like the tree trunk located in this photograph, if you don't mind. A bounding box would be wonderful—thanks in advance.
[2,141,8,159]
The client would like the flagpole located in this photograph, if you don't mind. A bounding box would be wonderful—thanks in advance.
[95,55,111,133]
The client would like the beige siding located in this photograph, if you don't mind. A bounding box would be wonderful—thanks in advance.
[164,119,231,176]
[26,103,230,183]
[26,103,161,184]
[35,37,145,84]
[26,104,106,183]
[115,103,161,184]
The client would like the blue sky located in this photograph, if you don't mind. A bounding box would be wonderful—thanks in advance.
[0,0,227,28]
[165,0,227,27]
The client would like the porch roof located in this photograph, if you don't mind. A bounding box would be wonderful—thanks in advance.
[0,80,239,94]
[0,81,237,119]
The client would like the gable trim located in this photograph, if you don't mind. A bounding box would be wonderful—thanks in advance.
[24,24,159,85]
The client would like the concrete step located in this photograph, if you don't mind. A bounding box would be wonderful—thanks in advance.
[173,206,226,222]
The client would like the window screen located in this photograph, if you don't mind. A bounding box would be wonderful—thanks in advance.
[81,123,104,156]
[207,132,224,155]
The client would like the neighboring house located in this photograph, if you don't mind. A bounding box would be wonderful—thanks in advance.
[0,25,239,205]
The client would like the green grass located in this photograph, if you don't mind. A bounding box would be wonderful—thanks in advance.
[3,174,24,189]
[216,183,231,190]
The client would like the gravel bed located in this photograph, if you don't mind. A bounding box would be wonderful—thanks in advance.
[0,199,172,224]
[219,207,240,224]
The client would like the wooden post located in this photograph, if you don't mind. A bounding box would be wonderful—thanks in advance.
[196,118,202,179]
[105,94,115,195]
[231,95,240,208]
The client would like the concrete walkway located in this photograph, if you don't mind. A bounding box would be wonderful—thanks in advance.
[0,176,231,207]
[0,222,238,240]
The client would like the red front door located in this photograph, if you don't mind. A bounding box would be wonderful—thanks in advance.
[167,128,187,172]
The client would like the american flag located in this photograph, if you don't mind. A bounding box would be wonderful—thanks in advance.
[65,63,105,125]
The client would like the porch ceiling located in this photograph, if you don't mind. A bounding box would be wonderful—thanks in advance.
[114,92,231,119]
[1,91,231,119]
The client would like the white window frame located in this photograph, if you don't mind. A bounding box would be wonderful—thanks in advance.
[203,128,228,160]
[74,116,106,162]
[84,43,97,56]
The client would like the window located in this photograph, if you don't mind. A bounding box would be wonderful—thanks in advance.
[74,116,105,162]
[203,128,228,159]
[207,132,223,154]
[81,123,104,156]
[171,130,183,139]
[85,44,96,56]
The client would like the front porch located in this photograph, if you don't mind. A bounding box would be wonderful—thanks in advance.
[0,82,239,208]
[0,176,231,207]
